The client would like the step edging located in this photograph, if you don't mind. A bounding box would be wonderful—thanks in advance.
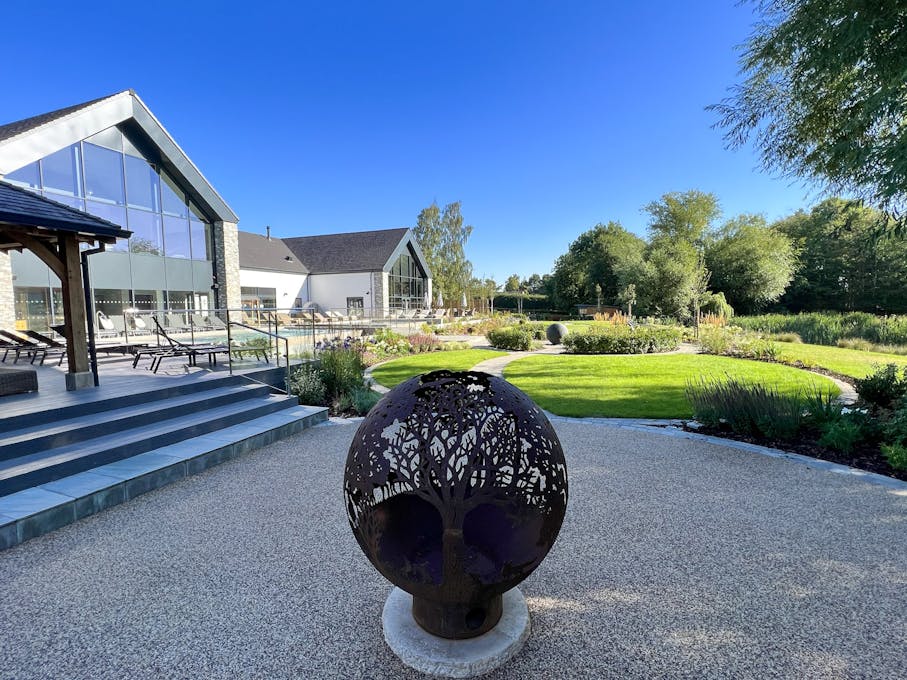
[0,405,327,551]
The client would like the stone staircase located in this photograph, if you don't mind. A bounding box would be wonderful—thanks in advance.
[0,374,327,550]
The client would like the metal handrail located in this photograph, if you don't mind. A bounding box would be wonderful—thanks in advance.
[226,320,290,376]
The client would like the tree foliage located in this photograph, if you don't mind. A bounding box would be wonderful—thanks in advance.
[549,222,646,310]
[705,214,796,314]
[711,0,907,223]
[504,274,521,292]
[644,190,721,245]
[774,198,907,313]
[414,201,473,302]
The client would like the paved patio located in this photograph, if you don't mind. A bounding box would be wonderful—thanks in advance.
[0,419,904,678]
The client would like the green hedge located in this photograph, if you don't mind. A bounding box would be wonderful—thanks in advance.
[563,325,681,354]
[487,327,535,351]
[492,293,550,311]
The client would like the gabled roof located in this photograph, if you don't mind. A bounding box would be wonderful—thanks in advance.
[281,227,414,274]
[0,180,132,252]
[238,230,308,274]
[0,93,119,144]
[0,90,238,224]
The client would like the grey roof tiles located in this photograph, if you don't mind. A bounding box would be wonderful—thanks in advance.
[0,181,131,239]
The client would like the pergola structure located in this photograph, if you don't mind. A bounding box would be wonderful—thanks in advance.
[0,181,131,390]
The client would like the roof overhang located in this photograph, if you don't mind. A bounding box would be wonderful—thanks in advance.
[0,90,238,224]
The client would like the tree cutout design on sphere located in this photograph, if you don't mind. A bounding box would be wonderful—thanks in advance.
[344,370,568,639]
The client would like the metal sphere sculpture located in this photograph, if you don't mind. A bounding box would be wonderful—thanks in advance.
[344,370,568,639]
[546,322,569,345]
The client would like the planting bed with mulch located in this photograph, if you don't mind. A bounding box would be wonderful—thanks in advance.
[687,423,907,482]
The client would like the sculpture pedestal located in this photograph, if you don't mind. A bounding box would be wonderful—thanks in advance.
[382,587,530,678]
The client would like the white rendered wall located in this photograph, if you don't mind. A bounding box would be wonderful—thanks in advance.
[308,272,378,314]
[239,268,308,308]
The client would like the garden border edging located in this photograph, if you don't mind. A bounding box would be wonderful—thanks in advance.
[543,413,907,492]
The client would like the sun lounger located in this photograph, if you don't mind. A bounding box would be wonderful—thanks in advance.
[164,313,190,333]
[191,314,214,330]
[0,329,64,365]
[95,312,119,339]
[206,315,228,330]
[135,317,230,373]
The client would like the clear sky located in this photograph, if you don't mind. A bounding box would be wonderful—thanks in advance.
[1,1,816,283]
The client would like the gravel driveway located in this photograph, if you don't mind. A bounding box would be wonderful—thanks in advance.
[0,420,904,679]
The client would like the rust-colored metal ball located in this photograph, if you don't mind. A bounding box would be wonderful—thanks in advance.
[343,370,568,639]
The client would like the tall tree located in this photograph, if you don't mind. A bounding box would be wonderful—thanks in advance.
[774,198,907,313]
[549,222,646,310]
[705,214,797,314]
[637,240,702,322]
[711,1,907,224]
[414,201,474,303]
[522,273,544,293]
[644,190,721,245]
[504,274,521,292]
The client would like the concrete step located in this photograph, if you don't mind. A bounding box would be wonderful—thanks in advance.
[0,405,328,551]
[0,374,249,434]
[0,393,299,497]
[0,383,272,462]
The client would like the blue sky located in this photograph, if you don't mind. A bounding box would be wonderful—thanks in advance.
[1,1,816,283]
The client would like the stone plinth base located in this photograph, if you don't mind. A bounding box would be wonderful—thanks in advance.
[65,371,94,391]
[382,587,530,678]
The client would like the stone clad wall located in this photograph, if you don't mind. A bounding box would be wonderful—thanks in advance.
[372,270,388,316]
[0,252,14,329]
[214,220,241,313]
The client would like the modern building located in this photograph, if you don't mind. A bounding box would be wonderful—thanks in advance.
[0,90,241,331]
[238,227,432,317]
[0,91,433,331]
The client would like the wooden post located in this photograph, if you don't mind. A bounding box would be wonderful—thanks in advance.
[59,235,90,377]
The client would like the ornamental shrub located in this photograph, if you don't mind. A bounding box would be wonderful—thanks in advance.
[881,443,907,471]
[855,364,907,409]
[563,325,681,354]
[287,365,328,406]
[319,347,366,400]
[487,327,534,351]
[818,417,864,454]
[685,375,804,440]
[407,333,441,353]
[698,326,777,360]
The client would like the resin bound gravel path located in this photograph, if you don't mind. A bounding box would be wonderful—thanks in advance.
[0,420,905,679]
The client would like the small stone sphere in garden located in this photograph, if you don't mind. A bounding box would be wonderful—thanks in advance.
[343,370,568,640]
[546,322,569,345]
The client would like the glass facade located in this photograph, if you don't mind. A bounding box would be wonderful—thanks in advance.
[4,125,216,329]
[388,246,427,310]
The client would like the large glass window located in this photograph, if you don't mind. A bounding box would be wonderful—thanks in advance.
[164,215,190,258]
[8,124,216,332]
[124,154,160,211]
[83,142,125,205]
[85,200,128,252]
[387,248,427,309]
[41,145,83,197]
[4,161,40,190]
[161,172,188,217]
[127,209,163,255]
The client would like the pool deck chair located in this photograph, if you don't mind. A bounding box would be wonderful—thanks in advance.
[134,317,230,373]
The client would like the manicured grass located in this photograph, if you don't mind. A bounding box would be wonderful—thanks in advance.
[775,342,907,379]
[370,349,508,388]
[504,353,839,419]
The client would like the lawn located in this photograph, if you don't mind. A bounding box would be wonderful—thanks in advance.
[370,349,508,388]
[504,353,839,419]
[775,342,907,379]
